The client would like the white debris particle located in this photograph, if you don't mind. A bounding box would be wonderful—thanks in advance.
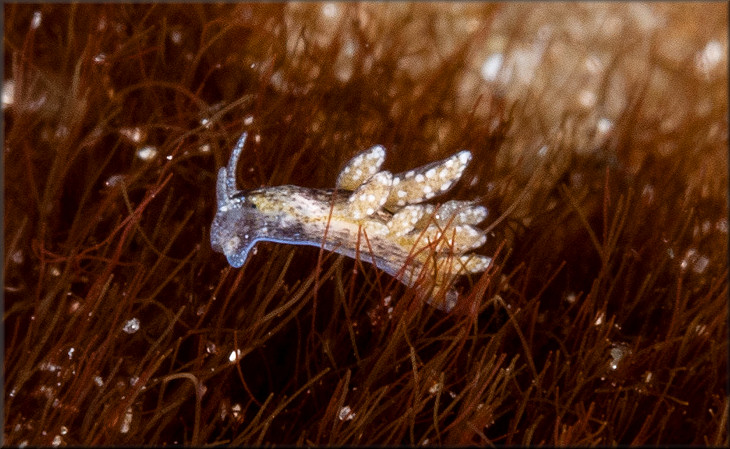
[338,405,356,421]
[120,407,134,433]
[609,343,631,370]
[594,311,605,326]
[51,435,62,447]
[3,80,15,108]
[104,174,125,188]
[565,292,577,304]
[231,403,242,419]
[228,349,242,363]
[680,248,707,272]
[694,324,707,336]
[170,29,183,44]
[693,255,709,274]
[597,117,613,135]
[31,11,42,29]
[119,127,143,143]
[122,318,140,334]
[40,361,60,372]
[695,40,724,74]
[136,145,158,161]
[480,53,503,81]
[322,3,339,18]
[578,89,596,108]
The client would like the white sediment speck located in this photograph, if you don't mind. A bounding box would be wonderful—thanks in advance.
[136,146,158,161]
[31,11,42,29]
[122,318,140,334]
[480,53,503,81]
[120,407,134,433]
[338,405,356,421]
[228,349,242,363]
[2,80,14,108]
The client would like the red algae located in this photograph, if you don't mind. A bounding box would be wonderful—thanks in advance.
[3,3,727,446]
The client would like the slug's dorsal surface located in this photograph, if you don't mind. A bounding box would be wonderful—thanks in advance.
[387,204,434,237]
[337,145,386,190]
[386,150,472,207]
[433,200,488,226]
[346,171,393,219]
[211,132,492,311]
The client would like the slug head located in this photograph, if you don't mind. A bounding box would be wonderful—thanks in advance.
[210,132,261,268]
[210,197,265,269]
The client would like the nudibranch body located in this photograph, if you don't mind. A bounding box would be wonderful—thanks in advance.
[210,132,491,311]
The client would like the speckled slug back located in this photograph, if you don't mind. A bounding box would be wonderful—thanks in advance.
[210,132,492,312]
[337,145,386,190]
[386,151,472,208]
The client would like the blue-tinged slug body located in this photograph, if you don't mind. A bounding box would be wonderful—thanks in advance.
[210,132,491,311]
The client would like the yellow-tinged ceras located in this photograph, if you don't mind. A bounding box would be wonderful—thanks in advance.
[210,132,491,311]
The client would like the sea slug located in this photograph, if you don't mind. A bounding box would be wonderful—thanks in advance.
[210,132,491,311]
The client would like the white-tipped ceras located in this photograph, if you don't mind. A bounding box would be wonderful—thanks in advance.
[210,132,491,311]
